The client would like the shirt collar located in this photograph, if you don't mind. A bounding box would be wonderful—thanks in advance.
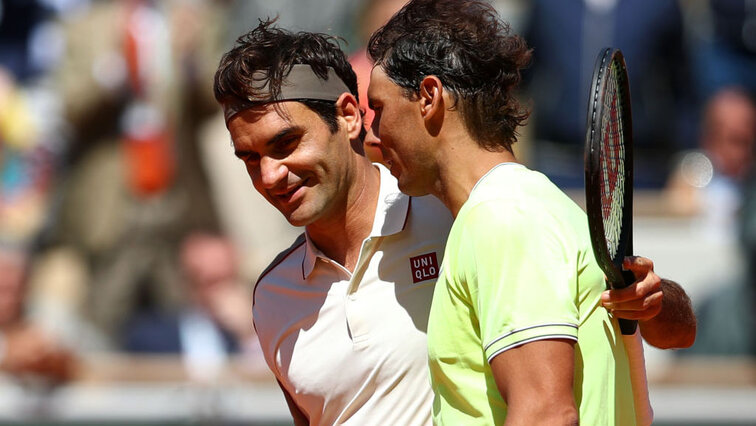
[301,163,411,278]
[302,232,323,279]
[370,162,411,237]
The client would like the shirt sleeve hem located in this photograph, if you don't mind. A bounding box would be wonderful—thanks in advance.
[485,323,578,363]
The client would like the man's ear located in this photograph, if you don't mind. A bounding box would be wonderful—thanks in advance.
[335,92,363,140]
[419,75,444,135]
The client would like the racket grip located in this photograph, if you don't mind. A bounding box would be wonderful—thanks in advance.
[619,318,638,335]
[619,269,638,335]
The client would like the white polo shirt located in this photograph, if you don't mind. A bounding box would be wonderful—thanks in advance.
[252,163,452,425]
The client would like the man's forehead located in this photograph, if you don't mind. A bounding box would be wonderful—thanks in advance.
[368,66,400,101]
[227,101,307,126]
[367,66,385,95]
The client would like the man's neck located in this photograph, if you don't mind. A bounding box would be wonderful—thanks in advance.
[434,137,518,218]
[305,160,380,272]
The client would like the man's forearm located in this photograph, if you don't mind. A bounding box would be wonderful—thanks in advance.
[639,279,696,349]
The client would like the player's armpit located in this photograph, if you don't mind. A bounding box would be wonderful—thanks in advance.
[277,379,309,426]
[490,339,578,426]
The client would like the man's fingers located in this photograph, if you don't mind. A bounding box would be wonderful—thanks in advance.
[603,290,663,312]
[622,256,654,278]
[602,269,662,304]
[609,309,656,321]
[601,280,658,304]
[601,285,635,304]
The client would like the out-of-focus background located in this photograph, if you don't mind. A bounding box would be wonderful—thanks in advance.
[0,0,754,425]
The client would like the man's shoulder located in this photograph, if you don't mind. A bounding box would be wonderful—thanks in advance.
[255,232,307,289]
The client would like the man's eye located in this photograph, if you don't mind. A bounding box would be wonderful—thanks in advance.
[278,137,295,148]
[273,137,297,155]
[242,153,260,164]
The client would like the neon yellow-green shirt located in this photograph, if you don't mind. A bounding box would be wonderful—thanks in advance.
[427,163,636,425]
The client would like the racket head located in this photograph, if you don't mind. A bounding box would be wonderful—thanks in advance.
[584,48,634,290]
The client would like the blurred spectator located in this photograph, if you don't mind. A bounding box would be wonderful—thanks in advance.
[741,155,756,303]
[0,66,59,245]
[123,231,263,382]
[0,244,77,384]
[676,88,756,356]
[0,18,66,251]
[0,0,75,356]
[0,0,95,377]
[665,87,756,244]
[692,0,756,100]
[222,0,364,49]
[701,89,756,181]
[522,0,694,188]
[46,0,227,341]
[0,0,58,82]
[680,174,756,356]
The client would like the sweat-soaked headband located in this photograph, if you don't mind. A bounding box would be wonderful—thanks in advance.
[223,64,351,124]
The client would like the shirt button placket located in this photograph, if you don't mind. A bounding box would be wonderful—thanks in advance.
[345,238,375,346]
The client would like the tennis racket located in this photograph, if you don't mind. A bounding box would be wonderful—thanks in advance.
[584,47,637,335]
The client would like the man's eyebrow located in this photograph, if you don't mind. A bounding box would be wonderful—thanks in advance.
[267,126,304,147]
[233,147,252,158]
[233,126,304,158]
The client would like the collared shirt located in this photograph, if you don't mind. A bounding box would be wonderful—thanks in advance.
[253,163,453,426]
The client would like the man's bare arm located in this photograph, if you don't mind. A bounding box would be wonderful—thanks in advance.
[490,339,579,426]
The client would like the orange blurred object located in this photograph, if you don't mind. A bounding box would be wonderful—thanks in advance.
[123,127,174,198]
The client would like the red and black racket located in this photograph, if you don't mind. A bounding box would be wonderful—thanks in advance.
[584,48,637,335]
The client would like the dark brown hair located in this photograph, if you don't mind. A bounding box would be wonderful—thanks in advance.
[214,19,360,133]
[368,0,531,151]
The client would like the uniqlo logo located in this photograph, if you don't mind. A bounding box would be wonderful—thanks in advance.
[410,252,439,283]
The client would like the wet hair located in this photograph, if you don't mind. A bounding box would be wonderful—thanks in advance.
[214,18,360,134]
[368,0,531,151]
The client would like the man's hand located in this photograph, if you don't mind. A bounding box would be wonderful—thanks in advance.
[601,257,663,321]
[601,256,696,349]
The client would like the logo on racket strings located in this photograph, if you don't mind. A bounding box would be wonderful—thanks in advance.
[410,252,439,283]
[600,75,625,258]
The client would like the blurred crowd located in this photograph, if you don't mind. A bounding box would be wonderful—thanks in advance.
[0,0,755,396]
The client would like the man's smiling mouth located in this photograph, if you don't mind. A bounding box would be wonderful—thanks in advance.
[273,179,308,202]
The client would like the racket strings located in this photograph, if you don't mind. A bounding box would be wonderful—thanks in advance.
[599,62,626,259]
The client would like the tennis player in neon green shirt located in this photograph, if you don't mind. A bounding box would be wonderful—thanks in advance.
[425,162,636,424]
[364,0,668,424]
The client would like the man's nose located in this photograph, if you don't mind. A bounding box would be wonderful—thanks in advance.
[363,127,386,164]
[259,156,287,189]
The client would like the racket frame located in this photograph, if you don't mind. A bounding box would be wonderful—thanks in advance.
[584,47,637,335]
